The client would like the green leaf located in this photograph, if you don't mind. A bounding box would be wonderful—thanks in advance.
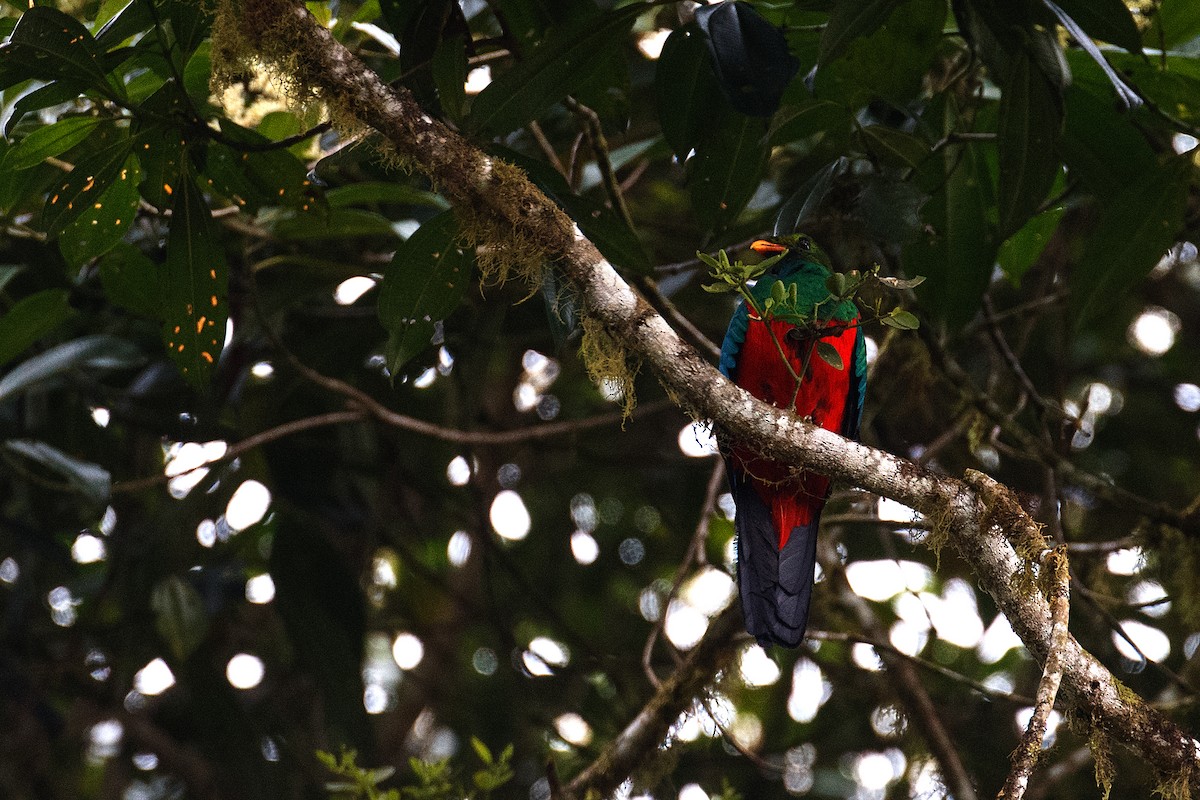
[42,126,131,235]
[857,124,930,170]
[467,4,646,136]
[326,182,449,210]
[1059,84,1158,195]
[1047,0,1140,53]
[58,154,142,269]
[997,53,1062,237]
[271,208,398,240]
[5,82,85,137]
[0,334,144,404]
[815,339,844,370]
[4,440,111,505]
[655,24,723,159]
[0,289,76,368]
[378,211,472,373]
[998,205,1063,286]
[161,174,228,388]
[1072,156,1191,324]
[95,0,156,50]
[689,112,768,234]
[875,274,926,290]
[881,308,920,329]
[0,6,120,96]
[902,99,999,329]
[819,0,908,65]
[768,99,853,147]
[150,576,209,661]
[1141,0,1200,51]
[4,117,102,171]
[470,737,493,764]
[825,272,847,297]
[98,243,161,318]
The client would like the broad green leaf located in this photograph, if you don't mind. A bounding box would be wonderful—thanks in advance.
[813,0,943,108]
[5,82,85,137]
[903,99,998,328]
[42,126,131,235]
[655,25,722,159]
[433,34,469,123]
[0,265,21,294]
[1048,0,1140,52]
[98,242,161,318]
[271,208,398,240]
[689,111,768,234]
[159,0,211,62]
[0,7,120,96]
[0,289,75,368]
[95,0,156,49]
[58,154,142,268]
[0,334,144,403]
[4,440,111,505]
[1059,85,1157,195]
[150,576,209,661]
[815,339,844,370]
[881,308,920,329]
[998,205,1063,286]
[1141,0,1200,51]
[161,175,228,388]
[326,182,449,209]
[1072,157,1191,324]
[4,117,102,171]
[997,53,1062,237]
[467,4,646,136]
[378,210,472,373]
[819,0,908,65]
[200,119,322,212]
[857,124,930,169]
[768,99,852,147]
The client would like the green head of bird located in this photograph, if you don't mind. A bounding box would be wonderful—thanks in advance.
[750,233,832,273]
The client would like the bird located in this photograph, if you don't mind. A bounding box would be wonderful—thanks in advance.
[718,233,866,648]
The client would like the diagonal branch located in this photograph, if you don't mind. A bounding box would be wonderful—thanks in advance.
[231,2,1200,793]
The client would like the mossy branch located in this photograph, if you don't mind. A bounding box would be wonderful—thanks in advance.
[224,2,1200,795]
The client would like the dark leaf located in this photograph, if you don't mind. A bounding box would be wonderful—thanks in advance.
[997,52,1062,237]
[1045,0,1140,51]
[0,6,120,96]
[774,157,848,236]
[1072,156,1191,323]
[695,2,799,116]
[161,174,228,388]
[95,0,156,49]
[815,339,844,370]
[4,82,85,137]
[1043,0,1140,107]
[58,154,142,268]
[819,0,908,66]
[0,334,144,404]
[4,440,111,505]
[467,4,646,136]
[4,116,102,171]
[42,126,131,235]
[857,124,930,170]
[98,242,162,318]
[0,289,76,368]
[998,205,1063,286]
[655,25,723,159]
[1141,0,1200,51]
[325,182,449,210]
[378,211,472,373]
[690,111,768,234]
[1059,85,1158,195]
[151,576,209,661]
[767,99,852,147]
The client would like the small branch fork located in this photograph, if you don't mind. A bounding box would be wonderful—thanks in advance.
[997,546,1071,800]
[231,3,1200,796]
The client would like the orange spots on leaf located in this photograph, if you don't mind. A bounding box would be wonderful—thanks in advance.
[201,352,214,363]
[210,295,218,307]
[163,183,173,195]
[196,316,207,334]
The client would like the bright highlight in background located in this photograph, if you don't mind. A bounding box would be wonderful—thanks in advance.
[245,573,275,604]
[71,533,106,564]
[226,480,270,531]
[677,421,719,457]
[333,276,376,305]
[226,653,265,689]
[571,531,599,564]
[490,490,531,540]
[392,632,424,670]
[1128,306,1180,356]
[134,658,175,696]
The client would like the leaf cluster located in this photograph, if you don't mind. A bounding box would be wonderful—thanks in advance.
[318,740,513,800]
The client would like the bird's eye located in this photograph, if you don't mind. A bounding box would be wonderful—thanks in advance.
[797,238,811,251]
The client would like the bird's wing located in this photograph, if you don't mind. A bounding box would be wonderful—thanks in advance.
[841,325,868,441]
[718,299,750,380]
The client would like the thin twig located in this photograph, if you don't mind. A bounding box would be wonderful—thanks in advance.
[997,547,1070,800]
[642,460,726,687]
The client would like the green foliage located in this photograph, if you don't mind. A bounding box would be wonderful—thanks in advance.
[1,1,1199,798]
[317,742,513,800]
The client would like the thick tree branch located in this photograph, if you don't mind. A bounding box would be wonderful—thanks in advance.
[234,2,1200,792]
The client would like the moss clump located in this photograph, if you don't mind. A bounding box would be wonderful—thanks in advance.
[581,316,639,419]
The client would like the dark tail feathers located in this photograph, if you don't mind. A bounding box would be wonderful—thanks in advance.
[730,472,819,648]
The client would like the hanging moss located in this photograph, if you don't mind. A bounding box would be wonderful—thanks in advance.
[581,316,639,419]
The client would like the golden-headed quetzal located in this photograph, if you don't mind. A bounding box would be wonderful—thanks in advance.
[718,234,866,648]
